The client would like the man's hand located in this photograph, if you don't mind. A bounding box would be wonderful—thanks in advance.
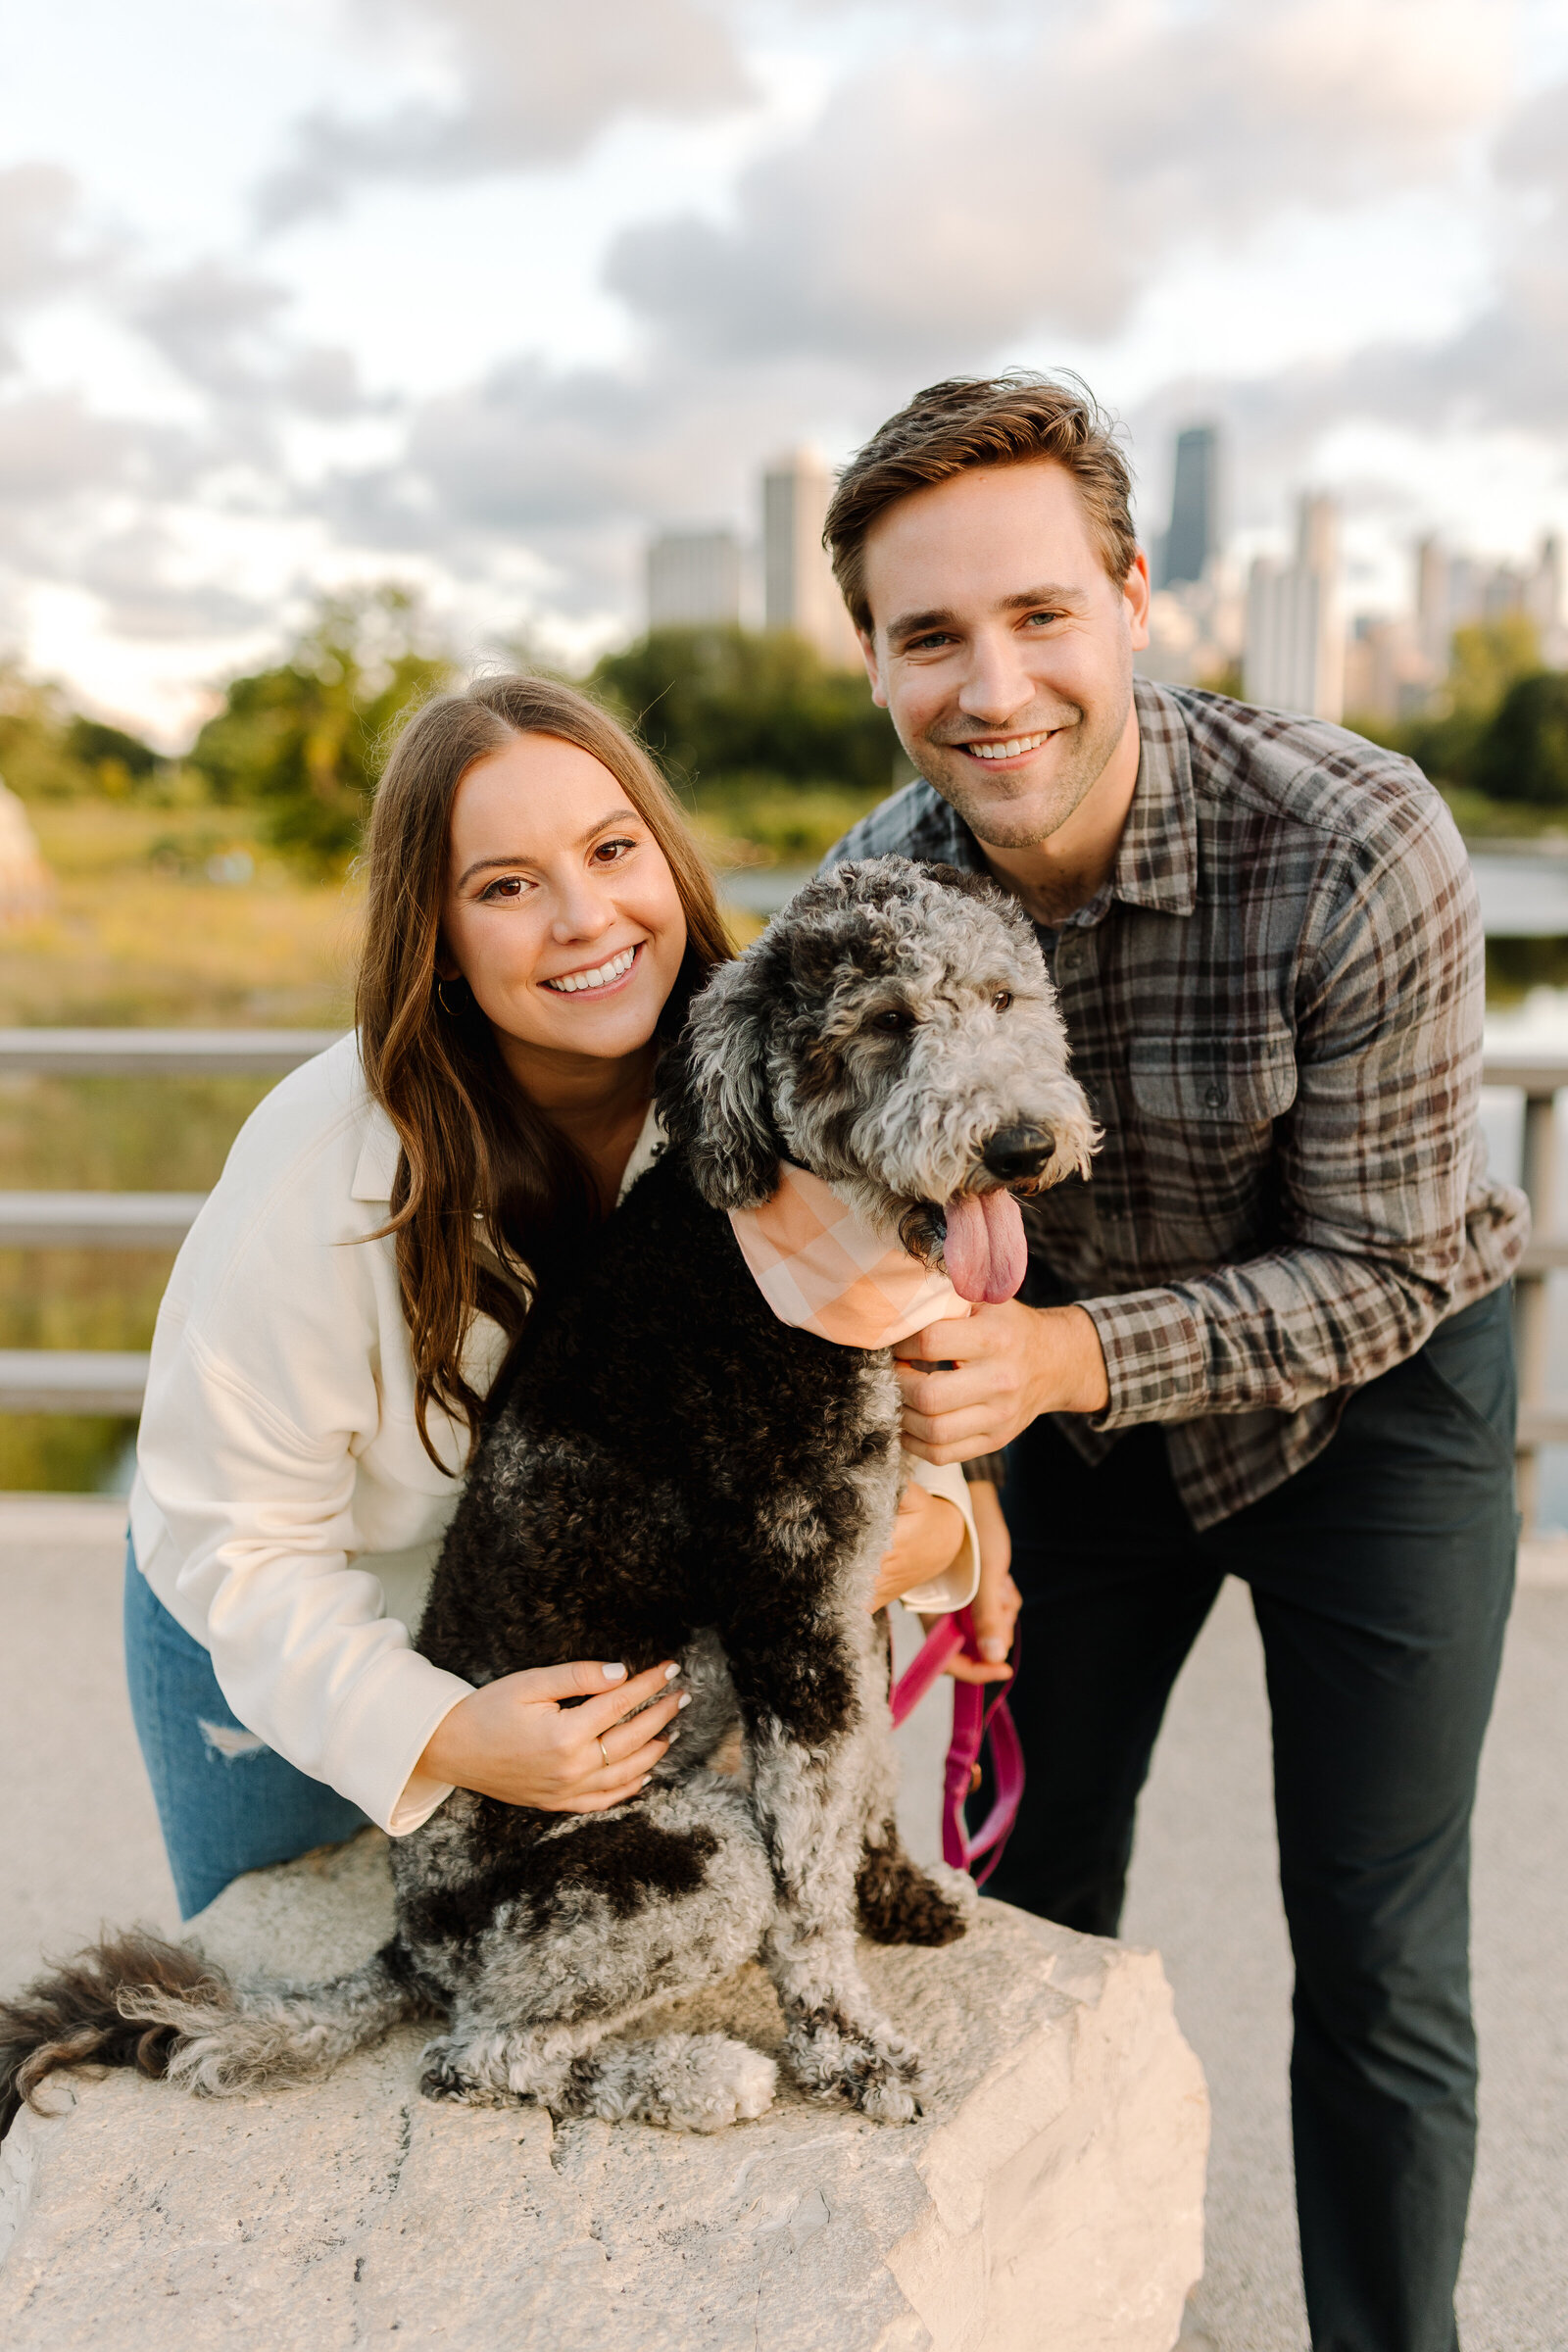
[896,1299,1108,1465]
[867,1480,966,1613]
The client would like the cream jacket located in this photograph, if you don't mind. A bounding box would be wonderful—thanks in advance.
[129,1038,978,1837]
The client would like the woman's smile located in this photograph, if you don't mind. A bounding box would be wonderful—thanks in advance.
[540,942,644,998]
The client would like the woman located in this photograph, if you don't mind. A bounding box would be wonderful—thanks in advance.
[125,674,997,1922]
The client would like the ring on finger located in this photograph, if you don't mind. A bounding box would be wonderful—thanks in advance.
[598,1737,611,1768]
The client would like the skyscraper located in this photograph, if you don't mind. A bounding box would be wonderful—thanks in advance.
[646,530,742,630]
[761,450,861,668]
[1159,425,1218,590]
[1243,494,1344,720]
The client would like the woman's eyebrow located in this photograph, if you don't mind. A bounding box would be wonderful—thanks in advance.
[455,809,641,891]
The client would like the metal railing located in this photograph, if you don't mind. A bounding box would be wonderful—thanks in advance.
[3,1029,1567,1522]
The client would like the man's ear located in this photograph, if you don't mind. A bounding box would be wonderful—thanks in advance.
[858,624,888,709]
[657,944,784,1210]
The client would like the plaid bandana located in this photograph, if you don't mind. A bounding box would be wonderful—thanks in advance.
[729,1162,967,1349]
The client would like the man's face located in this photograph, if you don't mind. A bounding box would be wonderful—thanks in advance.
[858,460,1151,850]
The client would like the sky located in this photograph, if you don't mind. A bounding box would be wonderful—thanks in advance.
[2,0,1566,745]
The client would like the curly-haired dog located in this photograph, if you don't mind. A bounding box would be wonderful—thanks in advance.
[1,858,1096,2137]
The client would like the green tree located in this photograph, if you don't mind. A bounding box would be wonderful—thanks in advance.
[188,589,452,867]
[0,666,99,799]
[1392,614,1542,786]
[1471,671,1568,806]
[590,627,900,799]
[64,715,161,794]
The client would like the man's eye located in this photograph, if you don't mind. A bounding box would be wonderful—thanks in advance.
[994,991,1012,1012]
[869,1007,913,1034]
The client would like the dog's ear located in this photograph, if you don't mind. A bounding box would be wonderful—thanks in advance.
[657,942,784,1209]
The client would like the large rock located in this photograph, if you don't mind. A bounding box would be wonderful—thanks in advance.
[0,1831,1207,2349]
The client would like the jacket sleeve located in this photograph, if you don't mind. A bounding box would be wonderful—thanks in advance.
[1080,803,1489,1427]
[897,1456,980,1612]
[131,1135,476,1837]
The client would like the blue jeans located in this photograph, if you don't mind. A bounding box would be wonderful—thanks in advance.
[123,1542,368,1919]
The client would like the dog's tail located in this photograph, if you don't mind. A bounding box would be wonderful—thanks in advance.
[0,1931,433,2132]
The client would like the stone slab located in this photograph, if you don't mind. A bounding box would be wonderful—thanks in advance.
[0,1830,1207,2350]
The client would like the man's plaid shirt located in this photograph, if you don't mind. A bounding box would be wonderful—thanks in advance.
[825,679,1528,1530]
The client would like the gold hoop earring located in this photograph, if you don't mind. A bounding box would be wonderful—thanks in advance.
[436,977,461,1016]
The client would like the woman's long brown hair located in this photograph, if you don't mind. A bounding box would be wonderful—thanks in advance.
[357,673,731,1467]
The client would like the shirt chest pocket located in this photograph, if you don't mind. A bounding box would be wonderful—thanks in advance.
[1127,1032,1298,1125]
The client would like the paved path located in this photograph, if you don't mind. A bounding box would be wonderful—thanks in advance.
[3,1498,1564,2349]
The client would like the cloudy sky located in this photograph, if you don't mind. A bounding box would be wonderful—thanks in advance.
[3,0,1566,743]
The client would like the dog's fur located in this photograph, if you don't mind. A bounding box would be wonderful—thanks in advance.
[1,858,1096,2137]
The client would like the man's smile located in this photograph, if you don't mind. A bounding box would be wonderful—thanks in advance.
[952,727,1063,767]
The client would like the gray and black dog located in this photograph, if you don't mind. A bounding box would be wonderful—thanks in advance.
[1,858,1096,2137]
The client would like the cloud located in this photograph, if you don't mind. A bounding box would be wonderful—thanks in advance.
[256,0,753,226]
[1124,69,1568,527]
[607,0,1507,367]
[126,258,367,422]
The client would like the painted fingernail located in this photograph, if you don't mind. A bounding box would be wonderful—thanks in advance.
[677,1691,691,1709]
[665,1724,681,1740]
[979,1639,1007,1661]
[602,1663,628,1683]
[663,1663,680,1682]
[640,1776,651,1788]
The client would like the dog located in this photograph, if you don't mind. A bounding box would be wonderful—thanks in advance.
[1,858,1096,2137]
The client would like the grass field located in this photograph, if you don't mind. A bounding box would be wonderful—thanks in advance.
[1,803,362,1491]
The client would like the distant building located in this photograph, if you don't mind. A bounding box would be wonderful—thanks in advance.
[1243,495,1344,721]
[1135,566,1244,690]
[1342,616,1434,725]
[1158,425,1219,591]
[1414,532,1566,671]
[761,450,862,668]
[647,529,742,630]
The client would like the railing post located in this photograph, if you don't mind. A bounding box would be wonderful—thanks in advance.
[1514,1087,1558,1535]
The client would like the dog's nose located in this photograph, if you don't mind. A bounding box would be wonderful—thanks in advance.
[982,1124,1055,1182]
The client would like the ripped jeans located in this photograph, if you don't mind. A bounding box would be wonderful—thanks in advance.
[123,1542,368,1919]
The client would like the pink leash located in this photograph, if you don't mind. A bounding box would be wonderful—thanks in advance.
[889,1607,1024,1886]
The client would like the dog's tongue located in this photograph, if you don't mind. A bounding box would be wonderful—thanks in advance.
[942,1189,1028,1305]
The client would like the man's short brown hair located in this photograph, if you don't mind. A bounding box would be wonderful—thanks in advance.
[825,373,1138,637]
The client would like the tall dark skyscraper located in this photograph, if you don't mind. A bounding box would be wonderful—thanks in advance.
[1160,425,1218,589]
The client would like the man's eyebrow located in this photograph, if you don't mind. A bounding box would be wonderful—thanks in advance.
[455,808,641,890]
[887,585,1087,642]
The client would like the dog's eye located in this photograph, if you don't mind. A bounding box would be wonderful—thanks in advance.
[993,991,1013,1013]
[869,1007,913,1035]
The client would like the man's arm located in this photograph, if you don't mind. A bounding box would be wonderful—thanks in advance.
[901,800,1488,1452]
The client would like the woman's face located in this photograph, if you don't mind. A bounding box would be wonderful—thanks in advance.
[441,731,688,1075]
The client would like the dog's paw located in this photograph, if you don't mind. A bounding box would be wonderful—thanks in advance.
[584,2032,778,2132]
[785,2012,923,2125]
[417,2034,514,2107]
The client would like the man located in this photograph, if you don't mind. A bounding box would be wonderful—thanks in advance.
[822,375,1526,2352]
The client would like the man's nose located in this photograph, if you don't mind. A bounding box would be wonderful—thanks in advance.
[957,628,1038,725]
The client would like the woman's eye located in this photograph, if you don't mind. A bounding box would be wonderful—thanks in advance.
[591,837,636,864]
[994,991,1012,1012]
[869,1007,912,1035]
[481,875,526,902]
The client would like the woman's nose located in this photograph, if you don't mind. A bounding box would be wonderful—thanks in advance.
[550,879,615,943]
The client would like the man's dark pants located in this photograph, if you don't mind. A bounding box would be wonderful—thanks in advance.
[987,1285,1517,2352]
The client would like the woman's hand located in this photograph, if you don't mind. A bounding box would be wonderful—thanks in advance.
[416,1658,686,1811]
[933,1481,1021,1686]
[867,1480,967,1614]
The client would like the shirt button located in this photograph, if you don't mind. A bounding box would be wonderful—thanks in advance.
[1203,1083,1226,1108]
